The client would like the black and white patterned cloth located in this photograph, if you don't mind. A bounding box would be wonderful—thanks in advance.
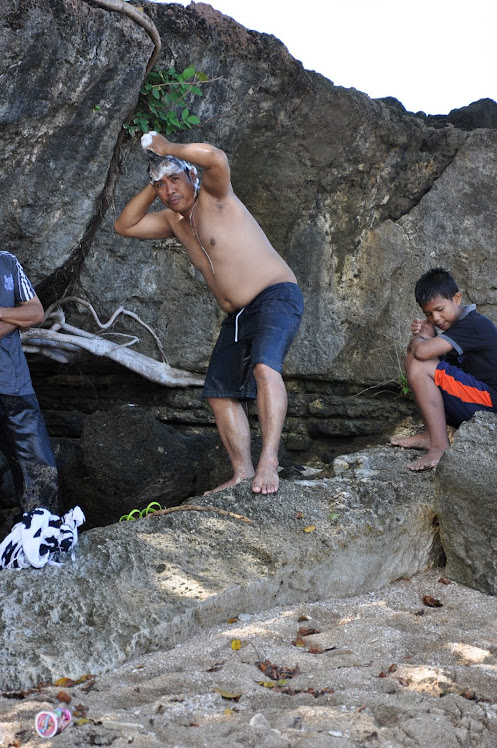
[0,506,85,570]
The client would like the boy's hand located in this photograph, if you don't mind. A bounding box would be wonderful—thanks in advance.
[140,131,170,155]
[411,318,436,338]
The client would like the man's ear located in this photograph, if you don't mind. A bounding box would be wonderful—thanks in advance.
[453,291,462,305]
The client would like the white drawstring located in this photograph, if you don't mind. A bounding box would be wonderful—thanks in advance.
[234,307,245,342]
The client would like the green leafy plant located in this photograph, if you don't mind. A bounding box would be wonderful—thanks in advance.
[398,372,413,399]
[124,64,207,137]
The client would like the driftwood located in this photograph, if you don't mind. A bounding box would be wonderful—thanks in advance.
[21,298,204,388]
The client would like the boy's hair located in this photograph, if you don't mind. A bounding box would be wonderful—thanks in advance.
[415,267,459,307]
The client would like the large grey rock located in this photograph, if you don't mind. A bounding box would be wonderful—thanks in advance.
[2,1,497,461]
[0,0,152,287]
[10,0,483,387]
[58,407,196,527]
[0,446,438,691]
[435,412,497,594]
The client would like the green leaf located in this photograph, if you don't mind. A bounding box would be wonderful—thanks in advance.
[125,63,206,139]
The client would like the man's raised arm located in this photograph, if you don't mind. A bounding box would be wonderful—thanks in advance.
[141,131,231,200]
[114,183,173,239]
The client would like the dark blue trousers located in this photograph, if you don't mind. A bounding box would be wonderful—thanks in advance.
[0,394,58,513]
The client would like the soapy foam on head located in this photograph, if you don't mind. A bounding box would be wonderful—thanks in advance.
[141,132,199,192]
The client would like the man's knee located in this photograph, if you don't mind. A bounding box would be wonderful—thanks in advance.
[206,396,222,411]
[253,362,282,385]
[206,396,238,412]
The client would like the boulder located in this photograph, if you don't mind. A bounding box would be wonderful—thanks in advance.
[0,445,438,691]
[2,0,497,441]
[0,0,153,290]
[435,411,497,594]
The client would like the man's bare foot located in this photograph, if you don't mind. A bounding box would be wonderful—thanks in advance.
[203,471,254,496]
[252,458,279,495]
[390,432,431,450]
[407,448,446,471]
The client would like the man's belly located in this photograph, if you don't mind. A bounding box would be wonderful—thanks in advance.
[213,269,298,313]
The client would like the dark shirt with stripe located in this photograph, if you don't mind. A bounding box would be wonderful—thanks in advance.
[439,304,497,402]
[0,251,36,396]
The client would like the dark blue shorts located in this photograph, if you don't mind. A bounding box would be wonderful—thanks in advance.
[202,282,303,400]
[435,361,497,427]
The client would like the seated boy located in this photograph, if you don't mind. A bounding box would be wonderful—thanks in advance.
[391,267,497,471]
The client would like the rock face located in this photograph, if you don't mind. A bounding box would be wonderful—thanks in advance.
[0,0,153,288]
[2,0,496,385]
[1,1,496,503]
[435,412,497,595]
[0,445,438,691]
[57,407,196,527]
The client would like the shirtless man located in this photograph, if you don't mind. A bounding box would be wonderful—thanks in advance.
[114,132,303,495]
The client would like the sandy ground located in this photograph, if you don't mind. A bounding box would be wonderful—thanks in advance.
[1,568,497,748]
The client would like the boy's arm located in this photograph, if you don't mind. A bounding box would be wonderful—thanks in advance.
[0,296,45,338]
[114,184,174,239]
[409,333,453,360]
[141,132,231,200]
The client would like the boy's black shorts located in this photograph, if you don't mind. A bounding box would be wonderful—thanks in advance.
[202,282,303,400]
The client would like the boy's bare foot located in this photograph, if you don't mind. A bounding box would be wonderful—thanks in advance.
[203,471,254,496]
[252,458,279,495]
[390,432,430,450]
[407,448,446,471]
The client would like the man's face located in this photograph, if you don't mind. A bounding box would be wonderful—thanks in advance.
[421,292,463,331]
[153,170,195,213]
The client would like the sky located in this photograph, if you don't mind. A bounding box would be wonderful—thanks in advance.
[167,0,496,115]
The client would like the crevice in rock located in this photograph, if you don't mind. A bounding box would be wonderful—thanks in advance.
[383,138,466,224]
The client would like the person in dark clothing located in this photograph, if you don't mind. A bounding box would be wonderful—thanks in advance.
[0,251,58,513]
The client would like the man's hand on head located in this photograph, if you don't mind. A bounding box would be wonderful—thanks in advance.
[141,131,169,155]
